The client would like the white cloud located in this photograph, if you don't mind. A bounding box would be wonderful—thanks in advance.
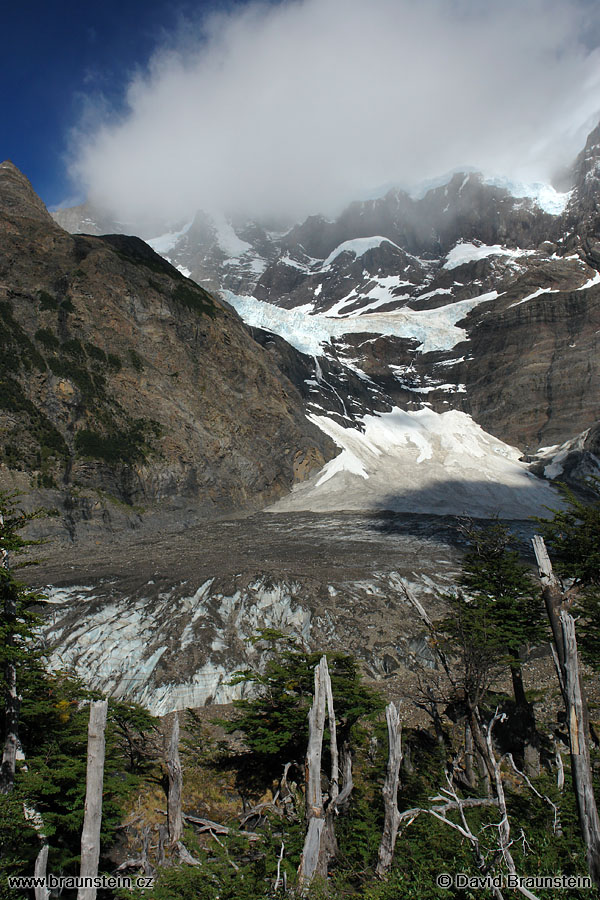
[69,0,600,223]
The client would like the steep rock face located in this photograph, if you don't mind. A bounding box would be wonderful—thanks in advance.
[531,423,600,494]
[564,122,600,266]
[457,286,600,448]
[0,162,334,532]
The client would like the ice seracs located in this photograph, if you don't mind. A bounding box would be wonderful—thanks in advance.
[225,289,499,356]
[482,176,572,215]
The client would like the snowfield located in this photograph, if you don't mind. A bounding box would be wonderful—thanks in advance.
[443,242,533,270]
[269,407,561,518]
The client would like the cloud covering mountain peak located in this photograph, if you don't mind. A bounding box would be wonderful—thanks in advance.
[69,0,600,222]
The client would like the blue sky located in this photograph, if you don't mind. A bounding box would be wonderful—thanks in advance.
[3,0,600,220]
[2,0,231,207]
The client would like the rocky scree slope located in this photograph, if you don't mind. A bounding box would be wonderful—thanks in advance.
[0,161,333,537]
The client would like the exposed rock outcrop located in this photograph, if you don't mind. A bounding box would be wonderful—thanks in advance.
[0,161,334,535]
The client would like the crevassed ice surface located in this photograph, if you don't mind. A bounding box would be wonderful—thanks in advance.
[224,290,498,356]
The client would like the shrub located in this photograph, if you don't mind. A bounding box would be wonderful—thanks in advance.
[84,342,107,363]
[34,328,59,350]
[107,352,122,372]
[37,291,59,310]
[172,283,216,318]
[128,348,144,372]
[61,338,85,358]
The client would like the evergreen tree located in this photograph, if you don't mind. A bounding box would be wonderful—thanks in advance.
[537,481,600,672]
[0,492,160,888]
[0,491,46,793]
[452,518,545,708]
[220,631,383,788]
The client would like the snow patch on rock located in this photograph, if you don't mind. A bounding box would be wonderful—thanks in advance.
[443,242,533,270]
[323,236,401,267]
[147,220,193,255]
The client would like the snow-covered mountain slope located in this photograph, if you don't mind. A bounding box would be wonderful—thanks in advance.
[52,122,600,498]
[269,407,560,518]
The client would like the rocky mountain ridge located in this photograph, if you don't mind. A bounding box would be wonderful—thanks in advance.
[0,160,333,538]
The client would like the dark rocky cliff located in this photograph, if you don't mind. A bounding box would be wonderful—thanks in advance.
[0,161,334,536]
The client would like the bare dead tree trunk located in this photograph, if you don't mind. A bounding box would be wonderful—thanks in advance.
[77,699,108,900]
[485,714,541,900]
[510,664,528,709]
[0,611,19,794]
[532,535,567,696]
[0,515,19,795]
[561,610,600,886]
[467,703,496,785]
[509,661,540,777]
[167,713,184,846]
[34,844,50,900]
[274,841,285,892]
[555,744,565,792]
[464,720,476,788]
[324,671,339,803]
[298,657,328,888]
[532,535,600,887]
[140,825,154,876]
[376,702,403,877]
[298,656,353,890]
[156,824,167,867]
